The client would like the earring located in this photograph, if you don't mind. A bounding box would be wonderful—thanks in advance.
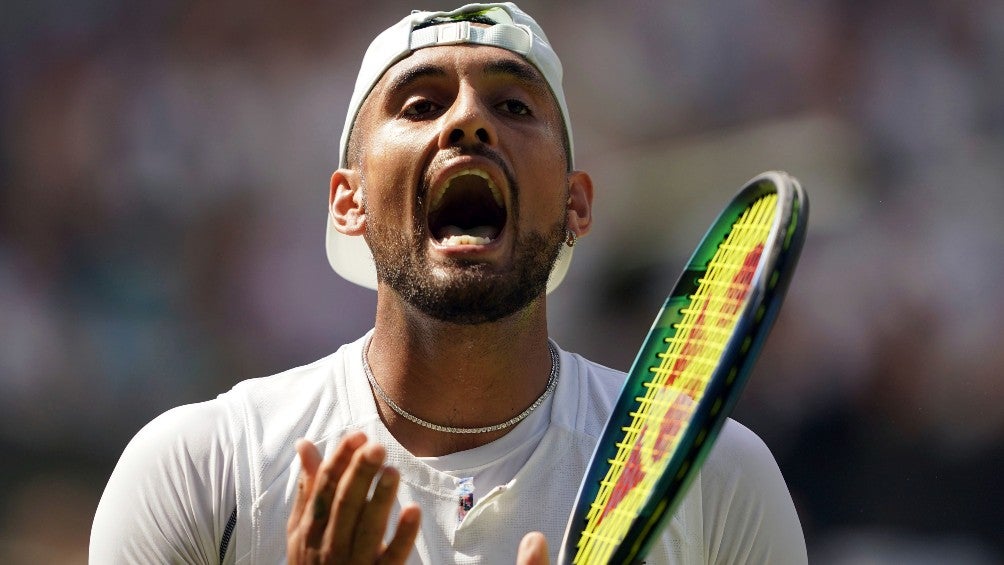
[565,230,577,248]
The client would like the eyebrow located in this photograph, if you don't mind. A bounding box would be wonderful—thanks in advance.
[385,63,449,94]
[482,59,549,96]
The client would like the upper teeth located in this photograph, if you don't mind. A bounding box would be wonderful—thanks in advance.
[430,169,503,211]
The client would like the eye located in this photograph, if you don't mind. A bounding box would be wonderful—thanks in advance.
[402,99,441,118]
[497,99,531,116]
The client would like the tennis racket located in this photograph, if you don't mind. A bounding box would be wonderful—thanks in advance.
[557,170,808,564]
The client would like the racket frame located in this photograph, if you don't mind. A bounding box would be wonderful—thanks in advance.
[557,171,808,564]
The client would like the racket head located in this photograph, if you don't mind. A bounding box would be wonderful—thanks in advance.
[558,171,808,564]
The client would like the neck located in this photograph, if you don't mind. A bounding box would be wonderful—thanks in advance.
[366,291,554,456]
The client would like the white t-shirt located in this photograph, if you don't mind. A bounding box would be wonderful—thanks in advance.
[90,333,807,564]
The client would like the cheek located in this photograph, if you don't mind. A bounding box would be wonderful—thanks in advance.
[506,137,568,224]
[363,125,426,206]
[519,173,568,227]
[507,120,567,178]
[366,122,421,167]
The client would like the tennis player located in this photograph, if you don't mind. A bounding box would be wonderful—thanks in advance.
[90,3,807,563]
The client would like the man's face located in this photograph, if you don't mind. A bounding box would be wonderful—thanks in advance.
[352,44,570,324]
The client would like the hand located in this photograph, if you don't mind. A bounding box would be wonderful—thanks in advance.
[517,532,550,565]
[287,432,421,564]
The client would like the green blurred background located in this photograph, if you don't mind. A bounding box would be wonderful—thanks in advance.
[3,1,1002,562]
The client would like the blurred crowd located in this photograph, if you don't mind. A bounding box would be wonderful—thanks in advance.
[2,0,1002,562]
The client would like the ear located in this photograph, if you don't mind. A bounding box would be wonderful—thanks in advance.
[329,169,365,236]
[565,170,594,237]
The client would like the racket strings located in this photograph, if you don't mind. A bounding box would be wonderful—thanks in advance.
[572,194,777,564]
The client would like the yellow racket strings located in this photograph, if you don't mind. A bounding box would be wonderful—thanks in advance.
[573,194,777,564]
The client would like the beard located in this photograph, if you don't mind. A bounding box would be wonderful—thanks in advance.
[365,196,566,326]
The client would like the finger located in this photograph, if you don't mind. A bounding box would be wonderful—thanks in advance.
[301,432,369,546]
[516,532,550,565]
[378,503,421,564]
[350,466,401,562]
[293,440,324,515]
[322,442,387,556]
[287,439,323,534]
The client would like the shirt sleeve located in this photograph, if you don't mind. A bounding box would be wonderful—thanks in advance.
[700,419,808,564]
[90,399,237,564]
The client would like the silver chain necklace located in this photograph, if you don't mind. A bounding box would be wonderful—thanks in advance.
[362,336,560,434]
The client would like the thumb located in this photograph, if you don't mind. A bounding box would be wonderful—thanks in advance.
[516,531,550,565]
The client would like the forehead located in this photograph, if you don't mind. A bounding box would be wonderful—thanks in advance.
[371,44,551,101]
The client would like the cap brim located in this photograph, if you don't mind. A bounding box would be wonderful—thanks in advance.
[326,218,572,294]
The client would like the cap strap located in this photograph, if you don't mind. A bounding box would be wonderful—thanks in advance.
[410,21,532,55]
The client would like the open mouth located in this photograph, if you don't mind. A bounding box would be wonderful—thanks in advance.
[428,169,507,246]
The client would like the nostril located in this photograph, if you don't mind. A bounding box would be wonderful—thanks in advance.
[449,129,464,144]
[475,128,489,143]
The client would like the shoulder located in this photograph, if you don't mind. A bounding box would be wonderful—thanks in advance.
[114,398,236,484]
[223,349,347,409]
[91,340,367,563]
[702,419,781,485]
[574,351,626,395]
[559,348,626,399]
[219,338,365,435]
[699,419,808,564]
[116,343,356,473]
[552,348,627,436]
[91,398,236,563]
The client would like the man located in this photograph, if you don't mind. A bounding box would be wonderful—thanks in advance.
[91,3,807,563]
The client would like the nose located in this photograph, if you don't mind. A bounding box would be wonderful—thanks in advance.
[438,86,496,149]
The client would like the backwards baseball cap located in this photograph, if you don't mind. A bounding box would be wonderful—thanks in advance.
[326,2,575,293]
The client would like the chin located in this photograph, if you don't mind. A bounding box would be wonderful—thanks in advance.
[405,266,547,325]
[372,216,565,325]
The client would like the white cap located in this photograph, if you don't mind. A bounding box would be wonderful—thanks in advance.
[326,2,575,293]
